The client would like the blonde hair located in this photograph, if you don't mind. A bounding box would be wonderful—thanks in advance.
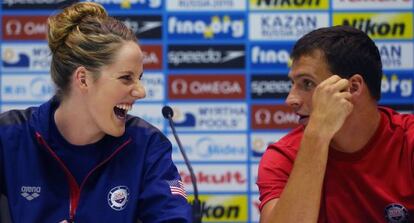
[47,2,137,99]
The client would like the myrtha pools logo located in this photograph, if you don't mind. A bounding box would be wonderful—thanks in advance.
[108,186,130,211]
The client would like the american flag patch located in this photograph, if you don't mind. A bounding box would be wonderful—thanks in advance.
[166,179,187,199]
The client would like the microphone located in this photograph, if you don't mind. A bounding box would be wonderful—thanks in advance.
[162,106,202,223]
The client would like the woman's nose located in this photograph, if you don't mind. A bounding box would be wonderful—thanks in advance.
[131,82,146,99]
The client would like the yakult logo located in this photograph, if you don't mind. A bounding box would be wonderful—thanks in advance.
[168,14,244,39]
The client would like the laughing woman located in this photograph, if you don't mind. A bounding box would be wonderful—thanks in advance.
[0,2,191,223]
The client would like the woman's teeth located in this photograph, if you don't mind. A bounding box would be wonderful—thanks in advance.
[115,104,132,111]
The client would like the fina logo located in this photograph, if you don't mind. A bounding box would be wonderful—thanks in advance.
[251,46,290,64]
[168,15,244,38]
[108,186,130,211]
[384,203,409,223]
[381,74,412,97]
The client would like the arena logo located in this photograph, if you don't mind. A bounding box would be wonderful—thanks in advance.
[140,45,162,70]
[249,13,329,40]
[167,0,245,11]
[90,0,161,9]
[115,16,162,39]
[180,170,246,185]
[251,0,327,9]
[252,105,299,129]
[381,74,412,98]
[2,0,76,9]
[251,46,290,64]
[168,15,244,39]
[168,45,245,69]
[251,75,291,99]
[334,13,413,39]
[169,75,245,99]
[2,16,48,40]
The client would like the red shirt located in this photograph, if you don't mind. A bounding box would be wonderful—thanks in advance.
[257,107,414,222]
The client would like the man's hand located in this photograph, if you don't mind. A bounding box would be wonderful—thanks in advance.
[308,75,353,138]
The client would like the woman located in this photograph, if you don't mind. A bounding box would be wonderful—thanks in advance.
[0,2,191,222]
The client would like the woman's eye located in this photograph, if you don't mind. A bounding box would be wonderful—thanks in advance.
[120,76,132,81]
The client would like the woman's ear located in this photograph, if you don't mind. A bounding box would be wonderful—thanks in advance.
[73,66,88,90]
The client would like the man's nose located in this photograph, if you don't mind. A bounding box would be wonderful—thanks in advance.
[285,86,301,109]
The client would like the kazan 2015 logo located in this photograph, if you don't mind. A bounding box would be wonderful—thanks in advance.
[108,186,130,211]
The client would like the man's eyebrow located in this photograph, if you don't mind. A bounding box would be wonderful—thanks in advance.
[288,73,314,80]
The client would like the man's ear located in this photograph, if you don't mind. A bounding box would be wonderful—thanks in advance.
[73,66,88,89]
[349,74,364,96]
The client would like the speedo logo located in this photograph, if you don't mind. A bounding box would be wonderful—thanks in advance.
[21,186,41,201]
[334,13,413,39]
[251,0,328,9]
[168,15,245,39]
[115,16,162,39]
[168,45,245,69]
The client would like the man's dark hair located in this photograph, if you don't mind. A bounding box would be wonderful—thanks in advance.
[291,25,382,100]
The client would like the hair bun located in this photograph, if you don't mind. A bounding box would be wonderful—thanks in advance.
[47,2,108,53]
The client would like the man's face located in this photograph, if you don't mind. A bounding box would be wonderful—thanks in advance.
[286,51,333,125]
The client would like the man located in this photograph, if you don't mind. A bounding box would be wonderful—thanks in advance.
[257,25,414,222]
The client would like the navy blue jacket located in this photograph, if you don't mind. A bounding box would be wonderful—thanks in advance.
[0,98,191,222]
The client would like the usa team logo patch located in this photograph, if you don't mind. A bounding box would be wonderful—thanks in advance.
[385,203,409,223]
[108,186,129,211]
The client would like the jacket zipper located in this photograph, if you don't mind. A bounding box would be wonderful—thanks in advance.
[35,132,131,222]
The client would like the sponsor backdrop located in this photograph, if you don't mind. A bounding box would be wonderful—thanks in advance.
[1,0,414,222]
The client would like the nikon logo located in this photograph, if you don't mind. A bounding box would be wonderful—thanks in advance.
[200,201,240,219]
[342,19,405,37]
[334,13,413,39]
